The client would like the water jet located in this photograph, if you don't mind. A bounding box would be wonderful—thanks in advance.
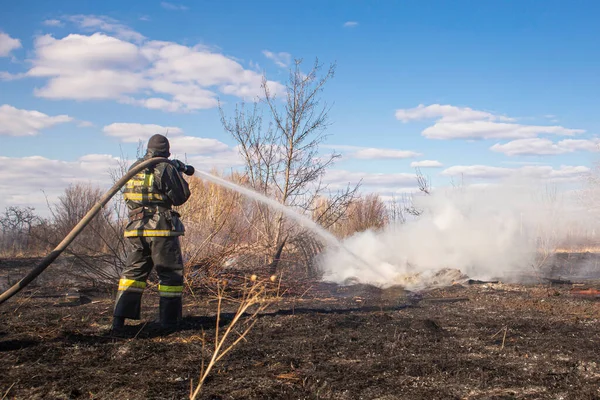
[193,170,380,275]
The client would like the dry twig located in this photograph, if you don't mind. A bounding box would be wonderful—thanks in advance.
[1,382,17,400]
[189,280,271,399]
[491,326,509,349]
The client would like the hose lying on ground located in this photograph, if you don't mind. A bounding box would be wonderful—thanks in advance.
[0,157,170,305]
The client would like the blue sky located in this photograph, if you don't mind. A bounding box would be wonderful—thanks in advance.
[1,0,599,212]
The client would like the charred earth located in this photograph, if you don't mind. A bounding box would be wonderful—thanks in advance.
[1,256,599,400]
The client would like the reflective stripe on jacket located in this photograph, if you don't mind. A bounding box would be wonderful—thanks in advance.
[123,170,167,203]
[122,154,190,237]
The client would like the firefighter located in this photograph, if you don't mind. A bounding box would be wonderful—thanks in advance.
[112,133,193,333]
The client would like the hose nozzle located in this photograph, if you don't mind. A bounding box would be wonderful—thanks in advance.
[172,160,195,176]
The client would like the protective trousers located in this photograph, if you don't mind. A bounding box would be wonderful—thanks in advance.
[113,236,184,326]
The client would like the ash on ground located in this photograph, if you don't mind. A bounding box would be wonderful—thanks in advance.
[1,256,599,400]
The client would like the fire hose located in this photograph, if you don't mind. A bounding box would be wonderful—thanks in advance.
[0,157,193,305]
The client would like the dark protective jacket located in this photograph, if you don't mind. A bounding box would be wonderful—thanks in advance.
[123,152,191,237]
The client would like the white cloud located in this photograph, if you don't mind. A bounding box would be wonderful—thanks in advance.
[326,145,421,160]
[323,169,418,189]
[491,138,565,156]
[491,138,600,156]
[542,114,560,123]
[32,33,144,70]
[169,136,231,156]
[395,104,509,123]
[27,33,146,101]
[36,69,146,101]
[66,15,145,42]
[0,32,21,57]
[423,121,582,140]
[0,150,244,213]
[441,164,590,183]
[343,21,359,28]
[262,50,292,68]
[559,139,600,152]
[0,71,26,80]
[102,123,183,142]
[16,23,285,112]
[490,138,600,156]
[123,94,218,113]
[0,104,73,136]
[501,161,545,166]
[410,160,443,168]
[442,165,512,180]
[102,123,231,156]
[43,19,64,27]
[353,148,421,159]
[395,104,584,140]
[77,120,94,128]
[187,150,244,171]
[0,154,121,213]
[161,2,189,10]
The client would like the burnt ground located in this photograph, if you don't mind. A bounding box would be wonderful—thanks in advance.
[0,256,599,400]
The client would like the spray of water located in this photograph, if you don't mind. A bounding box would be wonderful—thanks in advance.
[194,171,595,290]
[193,170,377,272]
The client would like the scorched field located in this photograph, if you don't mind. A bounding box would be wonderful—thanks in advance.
[1,256,599,400]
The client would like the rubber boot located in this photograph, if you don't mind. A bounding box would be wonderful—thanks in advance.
[113,291,143,320]
[112,316,125,330]
[159,297,182,330]
[111,316,126,337]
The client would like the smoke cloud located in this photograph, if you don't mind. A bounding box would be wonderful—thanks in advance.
[318,179,595,289]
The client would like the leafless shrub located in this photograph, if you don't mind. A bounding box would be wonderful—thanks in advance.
[385,195,406,225]
[404,167,431,217]
[219,58,359,278]
[529,185,562,275]
[52,184,115,252]
[33,183,125,283]
[0,206,41,257]
[323,194,388,238]
[284,232,325,278]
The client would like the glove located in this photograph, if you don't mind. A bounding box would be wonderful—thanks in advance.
[171,159,185,171]
[171,160,195,176]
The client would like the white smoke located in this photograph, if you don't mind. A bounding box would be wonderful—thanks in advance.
[318,179,596,288]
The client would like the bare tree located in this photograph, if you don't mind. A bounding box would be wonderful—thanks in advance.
[219,58,359,272]
[0,206,40,256]
[404,167,431,217]
[51,184,115,252]
[386,195,406,225]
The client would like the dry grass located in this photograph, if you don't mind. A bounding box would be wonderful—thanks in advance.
[6,167,600,290]
[313,194,388,238]
[178,171,344,283]
[554,245,600,253]
[177,172,250,276]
